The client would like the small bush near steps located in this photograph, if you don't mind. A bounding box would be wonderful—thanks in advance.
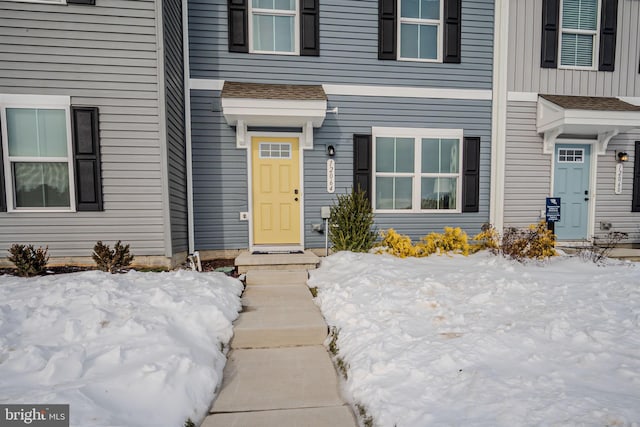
[329,187,377,252]
[92,240,134,273]
[8,244,49,277]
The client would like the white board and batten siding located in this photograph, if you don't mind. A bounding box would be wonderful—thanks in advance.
[0,0,181,258]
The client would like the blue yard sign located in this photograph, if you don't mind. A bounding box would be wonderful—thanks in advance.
[546,197,561,223]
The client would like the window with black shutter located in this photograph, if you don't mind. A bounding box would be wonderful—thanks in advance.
[632,141,640,212]
[541,0,618,71]
[462,136,480,213]
[71,106,103,211]
[228,0,319,55]
[353,134,372,204]
[379,0,461,63]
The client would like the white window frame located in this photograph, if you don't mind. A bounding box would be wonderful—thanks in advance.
[372,127,463,214]
[397,0,443,63]
[249,0,300,55]
[0,94,76,213]
[558,0,601,70]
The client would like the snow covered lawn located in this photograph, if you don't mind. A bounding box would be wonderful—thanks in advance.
[0,270,243,427]
[309,251,640,427]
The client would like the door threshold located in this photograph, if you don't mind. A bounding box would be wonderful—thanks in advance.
[250,245,305,254]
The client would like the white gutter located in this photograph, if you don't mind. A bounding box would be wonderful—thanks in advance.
[182,0,195,254]
[490,0,509,231]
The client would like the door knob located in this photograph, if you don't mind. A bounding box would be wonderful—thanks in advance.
[584,198,589,201]
[294,197,299,202]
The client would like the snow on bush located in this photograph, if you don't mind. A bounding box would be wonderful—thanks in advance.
[0,270,243,427]
[309,251,640,427]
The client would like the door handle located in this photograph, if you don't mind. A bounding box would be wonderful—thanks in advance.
[584,198,589,201]
[294,197,299,202]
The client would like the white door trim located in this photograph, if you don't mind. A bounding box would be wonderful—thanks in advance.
[247,132,305,253]
[549,138,598,242]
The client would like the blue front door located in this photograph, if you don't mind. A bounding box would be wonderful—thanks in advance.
[553,144,591,241]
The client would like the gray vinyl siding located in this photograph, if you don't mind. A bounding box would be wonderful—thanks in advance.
[191,91,491,250]
[0,0,168,257]
[504,101,640,243]
[188,0,494,89]
[163,0,189,254]
[191,90,249,250]
[503,101,551,229]
[508,0,640,97]
[595,132,640,242]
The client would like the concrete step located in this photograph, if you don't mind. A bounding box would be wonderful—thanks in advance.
[242,284,314,307]
[235,251,320,274]
[202,405,357,427]
[231,301,328,348]
[210,346,345,414]
[245,269,309,286]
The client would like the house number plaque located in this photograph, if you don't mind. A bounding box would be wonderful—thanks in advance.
[615,163,623,195]
[327,159,335,193]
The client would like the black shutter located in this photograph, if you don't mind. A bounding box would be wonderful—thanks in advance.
[0,121,5,212]
[353,134,372,205]
[228,0,249,53]
[66,0,95,4]
[598,0,618,72]
[462,136,480,213]
[443,0,461,63]
[632,142,640,212]
[71,107,103,212]
[300,0,320,56]
[541,0,560,68]
[378,0,397,60]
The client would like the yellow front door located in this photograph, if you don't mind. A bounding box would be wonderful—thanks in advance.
[252,136,301,245]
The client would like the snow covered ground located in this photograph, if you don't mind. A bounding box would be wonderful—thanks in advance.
[309,251,640,427]
[0,270,243,427]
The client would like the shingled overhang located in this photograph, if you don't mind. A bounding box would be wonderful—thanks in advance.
[537,94,640,154]
[220,81,327,127]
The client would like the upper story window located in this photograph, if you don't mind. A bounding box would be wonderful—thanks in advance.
[1,96,74,211]
[399,0,442,61]
[541,0,617,71]
[378,0,460,63]
[559,0,600,69]
[250,0,298,54]
[373,127,463,213]
[228,0,318,56]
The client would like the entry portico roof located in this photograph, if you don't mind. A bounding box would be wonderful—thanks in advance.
[221,81,327,101]
[220,81,328,149]
[220,81,327,128]
[537,94,640,154]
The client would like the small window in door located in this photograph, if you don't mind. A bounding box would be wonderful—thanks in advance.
[558,148,584,163]
[259,143,292,159]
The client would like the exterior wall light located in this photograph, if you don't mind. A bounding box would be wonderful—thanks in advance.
[327,145,336,156]
[617,151,629,162]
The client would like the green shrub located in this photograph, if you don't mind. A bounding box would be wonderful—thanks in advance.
[92,240,134,273]
[8,244,49,277]
[329,187,376,252]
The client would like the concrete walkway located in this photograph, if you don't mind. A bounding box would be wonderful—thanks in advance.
[201,269,357,427]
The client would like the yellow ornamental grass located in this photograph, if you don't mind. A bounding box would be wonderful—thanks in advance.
[377,227,471,258]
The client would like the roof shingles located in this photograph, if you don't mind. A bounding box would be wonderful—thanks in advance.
[221,81,327,101]
[539,94,640,111]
